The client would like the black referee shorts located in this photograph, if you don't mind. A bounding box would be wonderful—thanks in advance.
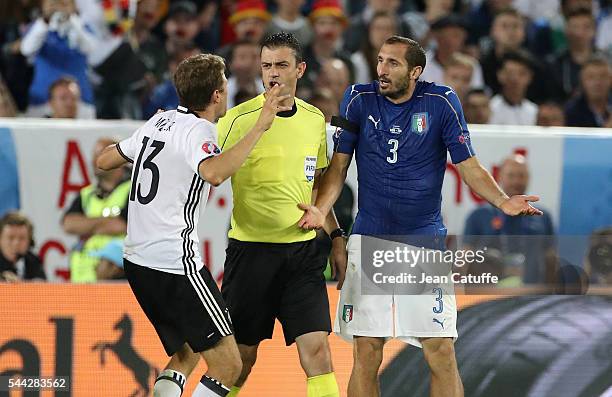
[221,238,331,346]
[124,259,233,356]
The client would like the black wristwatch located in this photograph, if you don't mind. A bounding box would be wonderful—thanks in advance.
[330,228,346,240]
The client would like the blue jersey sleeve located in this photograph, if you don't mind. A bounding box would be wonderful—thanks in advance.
[440,90,475,164]
[333,85,361,154]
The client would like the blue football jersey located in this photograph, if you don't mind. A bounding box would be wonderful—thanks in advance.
[333,81,475,235]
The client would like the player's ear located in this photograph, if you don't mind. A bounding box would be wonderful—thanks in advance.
[410,66,423,80]
[211,89,221,105]
[296,61,306,79]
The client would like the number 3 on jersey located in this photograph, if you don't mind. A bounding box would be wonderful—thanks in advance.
[130,136,165,204]
[387,138,398,164]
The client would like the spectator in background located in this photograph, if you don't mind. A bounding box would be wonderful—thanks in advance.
[565,55,612,127]
[402,0,456,45]
[163,1,201,55]
[479,7,551,102]
[227,40,264,109]
[350,11,399,84]
[78,0,149,119]
[128,0,167,118]
[463,154,556,284]
[443,52,477,104]
[466,0,514,46]
[490,50,538,125]
[420,14,485,88]
[342,0,413,53]
[596,9,612,56]
[314,58,351,106]
[193,1,221,53]
[513,0,561,24]
[92,239,125,280]
[233,89,259,105]
[0,211,46,282]
[0,77,18,117]
[47,77,79,118]
[267,0,313,47]
[549,8,597,101]
[309,88,337,122]
[0,0,38,112]
[464,88,492,124]
[301,0,353,92]
[62,137,130,283]
[480,8,526,94]
[20,0,96,119]
[537,101,566,126]
[217,0,271,60]
[142,42,200,119]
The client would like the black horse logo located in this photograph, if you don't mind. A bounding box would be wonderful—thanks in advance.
[92,314,159,397]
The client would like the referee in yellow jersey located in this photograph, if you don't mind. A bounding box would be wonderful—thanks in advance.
[217,32,346,397]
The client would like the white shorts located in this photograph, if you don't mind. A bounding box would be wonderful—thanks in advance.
[334,235,458,348]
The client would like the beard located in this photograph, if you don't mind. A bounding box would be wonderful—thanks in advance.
[379,75,410,99]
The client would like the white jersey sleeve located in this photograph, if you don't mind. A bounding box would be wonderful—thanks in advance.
[184,122,221,175]
[117,126,142,162]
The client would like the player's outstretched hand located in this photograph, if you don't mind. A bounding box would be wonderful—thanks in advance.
[500,195,543,216]
[256,84,292,131]
[297,203,325,230]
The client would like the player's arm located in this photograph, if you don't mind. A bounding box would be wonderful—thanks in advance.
[199,85,291,186]
[299,85,360,230]
[456,156,542,216]
[298,152,351,230]
[96,144,129,171]
[441,89,541,216]
[311,169,341,234]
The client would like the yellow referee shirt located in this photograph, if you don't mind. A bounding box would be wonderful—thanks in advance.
[217,94,328,243]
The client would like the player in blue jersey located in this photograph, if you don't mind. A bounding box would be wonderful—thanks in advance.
[297,36,542,397]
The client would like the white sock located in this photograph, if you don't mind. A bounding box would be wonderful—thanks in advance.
[154,369,186,397]
[192,375,230,396]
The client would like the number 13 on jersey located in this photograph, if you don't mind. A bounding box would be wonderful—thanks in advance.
[131,136,165,205]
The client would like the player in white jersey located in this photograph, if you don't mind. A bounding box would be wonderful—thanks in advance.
[96,54,292,397]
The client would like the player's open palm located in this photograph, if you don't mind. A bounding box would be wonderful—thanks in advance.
[256,84,292,131]
[500,195,543,216]
[297,203,325,230]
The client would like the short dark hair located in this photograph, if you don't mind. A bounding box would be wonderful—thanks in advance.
[499,49,535,72]
[566,6,595,22]
[173,53,225,111]
[384,35,426,70]
[466,88,490,98]
[230,39,261,62]
[582,54,610,70]
[48,76,78,99]
[261,32,303,63]
[493,7,523,20]
[0,211,34,245]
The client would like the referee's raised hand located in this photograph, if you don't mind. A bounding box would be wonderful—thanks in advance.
[255,84,293,131]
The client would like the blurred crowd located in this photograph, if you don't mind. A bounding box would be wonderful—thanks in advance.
[0,0,610,126]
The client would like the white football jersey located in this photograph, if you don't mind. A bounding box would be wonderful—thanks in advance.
[118,106,221,274]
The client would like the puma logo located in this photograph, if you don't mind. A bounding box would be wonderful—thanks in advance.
[433,318,445,329]
[368,115,381,129]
